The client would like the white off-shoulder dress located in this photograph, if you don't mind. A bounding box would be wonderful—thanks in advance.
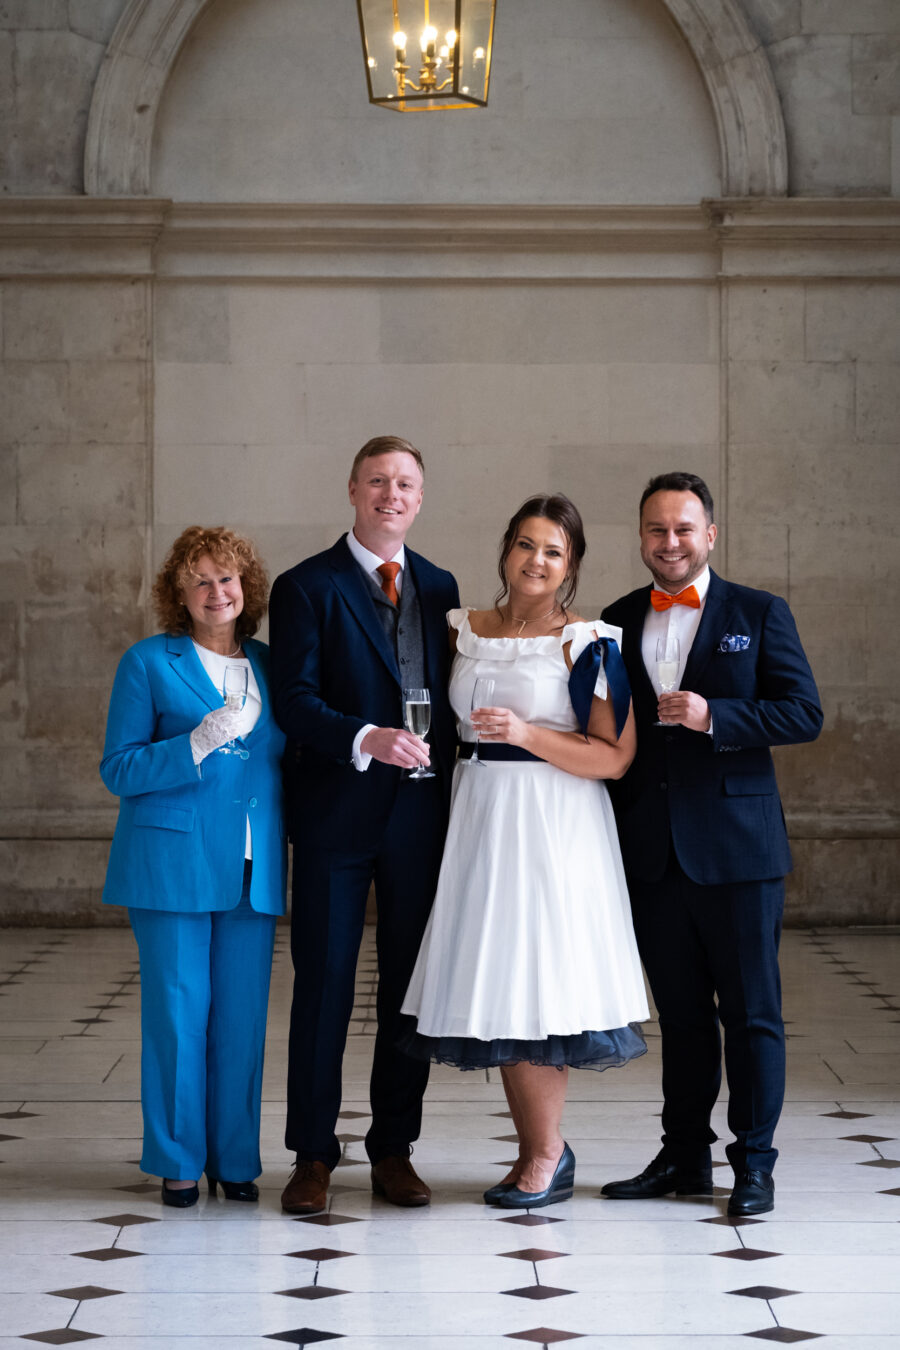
[401,608,649,1071]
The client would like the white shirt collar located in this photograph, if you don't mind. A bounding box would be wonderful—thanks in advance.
[346,529,405,578]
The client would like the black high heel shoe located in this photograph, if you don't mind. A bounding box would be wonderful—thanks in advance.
[494,1143,575,1209]
[161,1179,199,1208]
[206,1174,259,1202]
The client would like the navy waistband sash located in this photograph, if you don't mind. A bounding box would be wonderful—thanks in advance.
[568,637,632,741]
[458,742,544,763]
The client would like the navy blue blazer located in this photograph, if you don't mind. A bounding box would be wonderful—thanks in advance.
[269,535,460,853]
[100,634,287,915]
[602,570,823,887]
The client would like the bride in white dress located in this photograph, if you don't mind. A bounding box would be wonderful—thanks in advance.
[402,495,649,1209]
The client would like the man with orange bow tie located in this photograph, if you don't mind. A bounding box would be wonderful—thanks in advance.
[601,472,822,1217]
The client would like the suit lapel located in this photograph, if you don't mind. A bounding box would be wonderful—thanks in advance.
[166,634,221,712]
[330,537,401,684]
[681,569,733,689]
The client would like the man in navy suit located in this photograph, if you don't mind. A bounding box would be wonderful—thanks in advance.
[600,472,822,1215]
[269,436,459,1213]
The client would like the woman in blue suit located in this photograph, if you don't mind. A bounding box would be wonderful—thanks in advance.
[101,526,286,1208]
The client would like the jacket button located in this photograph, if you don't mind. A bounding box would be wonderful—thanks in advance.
[665,734,674,743]
[248,797,258,808]
[660,782,668,791]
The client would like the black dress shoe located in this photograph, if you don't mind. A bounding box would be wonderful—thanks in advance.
[161,1180,199,1208]
[493,1143,575,1209]
[600,1151,712,1199]
[206,1175,259,1202]
[728,1169,774,1216]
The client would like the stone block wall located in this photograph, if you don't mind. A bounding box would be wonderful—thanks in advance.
[0,0,898,925]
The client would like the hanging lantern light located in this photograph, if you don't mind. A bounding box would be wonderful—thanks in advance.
[357,1,496,111]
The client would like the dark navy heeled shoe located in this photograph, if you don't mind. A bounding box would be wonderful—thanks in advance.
[483,1170,522,1204]
[161,1179,199,1208]
[493,1143,575,1209]
[206,1174,259,1202]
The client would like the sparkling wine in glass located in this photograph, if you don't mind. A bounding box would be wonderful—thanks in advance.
[654,635,680,727]
[403,687,435,780]
[468,676,495,766]
[220,664,249,756]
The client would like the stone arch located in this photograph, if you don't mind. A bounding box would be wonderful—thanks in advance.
[84,0,787,198]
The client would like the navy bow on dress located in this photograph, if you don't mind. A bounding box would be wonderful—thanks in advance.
[568,638,631,741]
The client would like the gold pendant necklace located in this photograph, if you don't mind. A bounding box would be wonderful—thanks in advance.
[506,605,559,636]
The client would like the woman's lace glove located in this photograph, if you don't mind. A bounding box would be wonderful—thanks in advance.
[189,705,243,763]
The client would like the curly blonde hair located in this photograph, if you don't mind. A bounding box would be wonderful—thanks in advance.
[153,526,270,640]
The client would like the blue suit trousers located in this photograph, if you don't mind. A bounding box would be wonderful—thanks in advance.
[129,865,277,1181]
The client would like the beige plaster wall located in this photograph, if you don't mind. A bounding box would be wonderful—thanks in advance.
[152,0,721,204]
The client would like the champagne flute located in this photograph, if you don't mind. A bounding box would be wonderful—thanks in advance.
[654,635,680,726]
[468,676,495,766]
[403,687,435,780]
[220,664,248,756]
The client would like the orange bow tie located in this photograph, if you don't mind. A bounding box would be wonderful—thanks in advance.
[651,585,700,612]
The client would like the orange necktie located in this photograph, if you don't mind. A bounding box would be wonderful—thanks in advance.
[377,561,401,606]
[650,585,700,612]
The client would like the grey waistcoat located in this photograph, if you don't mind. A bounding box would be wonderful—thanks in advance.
[362,565,426,693]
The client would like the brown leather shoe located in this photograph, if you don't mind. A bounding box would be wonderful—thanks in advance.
[281,1159,330,1214]
[371,1155,431,1207]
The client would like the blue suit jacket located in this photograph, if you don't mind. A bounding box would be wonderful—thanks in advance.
[269,535,460,853]
[602,570,823,886]
[100,634,287,914]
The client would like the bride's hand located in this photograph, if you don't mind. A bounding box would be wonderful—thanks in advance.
[471,705,529,747]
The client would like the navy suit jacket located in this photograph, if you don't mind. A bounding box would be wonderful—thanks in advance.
[602,570,823,887]
[269,535,460,853]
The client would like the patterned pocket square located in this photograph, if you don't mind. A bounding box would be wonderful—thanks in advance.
[718,633,751,653]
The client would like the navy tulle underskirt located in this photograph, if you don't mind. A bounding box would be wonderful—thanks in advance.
[400,1022,647,1072]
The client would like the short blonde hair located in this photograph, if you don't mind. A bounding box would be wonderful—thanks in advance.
[350,435,424,481]
[153,526,270,640]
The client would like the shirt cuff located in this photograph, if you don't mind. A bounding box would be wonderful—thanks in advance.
[352,723,377,771]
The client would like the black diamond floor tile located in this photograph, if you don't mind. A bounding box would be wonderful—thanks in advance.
[744,1330,822,1342]
[500,1214,563,1226]
[840,1134,894,1143]
[505,1329,584,1344]
[287,1249,353,1261]
[21,1333,103,1345]
[92,1213,158,1227]
[501,1248,568,1262]
[277,1287,348,1300]
[858,1157,900,1168]
[821,1110,871,1119]
[0,1133,22,1141]
[729,1287,798,1300]
[878,1187,900,1196]
[295,1214,361,1226]
[48,1287,122,1301]
[266,1331,343,1344]
[0,1109,38,1118]
[714,1248,780,1261]
[74,1248,142,1261]
[703,1215,764,1227]
[502,1285,574,1300]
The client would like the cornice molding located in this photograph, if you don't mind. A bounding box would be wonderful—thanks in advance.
[0,197,170,276]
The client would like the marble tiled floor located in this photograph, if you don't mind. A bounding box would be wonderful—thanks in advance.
[1,925,899,1349]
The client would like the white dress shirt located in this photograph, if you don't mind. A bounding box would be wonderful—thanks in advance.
[641,566,714,734]
[346,530,406,771]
